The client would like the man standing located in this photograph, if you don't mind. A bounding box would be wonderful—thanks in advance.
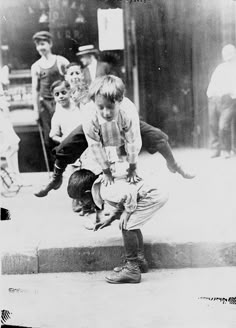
[31,31,69,166]
[76,45,112,85]
[207,44,236,158]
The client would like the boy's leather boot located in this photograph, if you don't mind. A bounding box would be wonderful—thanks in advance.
[114,229,149,274]
[113,253,148,273]
[137,252,149,273]
[106,261,141,284]
[167,161,195,179]
[34,165,64,197]
[158,141,195,179]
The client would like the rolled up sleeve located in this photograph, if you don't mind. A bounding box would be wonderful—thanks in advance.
[83,115,109,170]
[122,104,142,164]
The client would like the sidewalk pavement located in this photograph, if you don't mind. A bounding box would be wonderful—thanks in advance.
[1,148,236,274]
[1,267,236,328]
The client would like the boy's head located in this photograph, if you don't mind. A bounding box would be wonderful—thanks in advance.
[89,75,125,122]
[32,31,52,56]
[67,169,98,207]
[51,80,71,108]
[71,83,89,105]
[65,62,83,87]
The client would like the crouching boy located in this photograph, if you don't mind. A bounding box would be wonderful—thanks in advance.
[67,168,168,284]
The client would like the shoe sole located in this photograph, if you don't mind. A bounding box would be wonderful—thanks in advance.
[34,183,62,197]
[105,277,141,284]
[34,191,48,197]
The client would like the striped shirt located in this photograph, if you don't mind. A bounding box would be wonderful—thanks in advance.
[82,97,142,170]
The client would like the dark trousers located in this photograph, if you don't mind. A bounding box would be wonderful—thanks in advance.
[208,96,236,151]
[53,120,176,169]
[39,98,56,168]
[53,124,88,169]
[122,229,145,261]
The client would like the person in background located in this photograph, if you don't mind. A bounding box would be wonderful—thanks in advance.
[76,45,113,85]
[0,110,20,183]
[49,80,84,145]
[0,65,11,117]
[31,31,69,166]
[64,62,85,89]
[0,64,21,185]
[207,43,236,158]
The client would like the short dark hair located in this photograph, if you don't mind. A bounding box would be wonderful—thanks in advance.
[65,62,82,71]
[50,80,70,93]
[89,75,125,103]
[67,169,98,199]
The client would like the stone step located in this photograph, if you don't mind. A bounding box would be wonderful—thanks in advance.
[1,149,236,275]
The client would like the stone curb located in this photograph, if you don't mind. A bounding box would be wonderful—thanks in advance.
[2,242,236,274]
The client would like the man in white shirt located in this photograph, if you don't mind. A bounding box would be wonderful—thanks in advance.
[207,44,236,158]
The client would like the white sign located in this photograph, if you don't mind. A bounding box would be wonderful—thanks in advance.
[97,8,124,51]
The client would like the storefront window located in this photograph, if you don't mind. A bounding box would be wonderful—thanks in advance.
[0,0,124,104]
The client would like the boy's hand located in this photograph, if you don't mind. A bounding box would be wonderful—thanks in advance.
[93,217,113,231]
[127,164,142,184]
[102,168,114,186]
[119,212,131,230]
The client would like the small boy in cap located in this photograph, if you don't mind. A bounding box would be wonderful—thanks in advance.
[31,31,69,166]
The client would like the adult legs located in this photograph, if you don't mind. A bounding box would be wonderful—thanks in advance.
[219,105,236,156]
[208,97,221,156]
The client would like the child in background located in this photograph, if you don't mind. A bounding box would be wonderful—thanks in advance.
[67,168,168,284]
[35,78,95,200]
[49,80,85,144]
[64,62,85,89]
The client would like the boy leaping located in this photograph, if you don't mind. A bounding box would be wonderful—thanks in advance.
[82,74,142,185]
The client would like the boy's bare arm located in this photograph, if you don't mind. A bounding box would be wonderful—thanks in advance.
[31,65,40,121]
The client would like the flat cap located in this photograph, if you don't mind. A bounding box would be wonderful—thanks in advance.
[32,31,53,42]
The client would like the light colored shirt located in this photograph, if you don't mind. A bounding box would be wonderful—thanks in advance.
[87,57,97,82]
[82,97,142,170]
[50,100,119,175]
[91,164,168,231]
[207,61,236,98]
[92,173,144,212]
[0,111,20,155]
[50,102,85,140]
